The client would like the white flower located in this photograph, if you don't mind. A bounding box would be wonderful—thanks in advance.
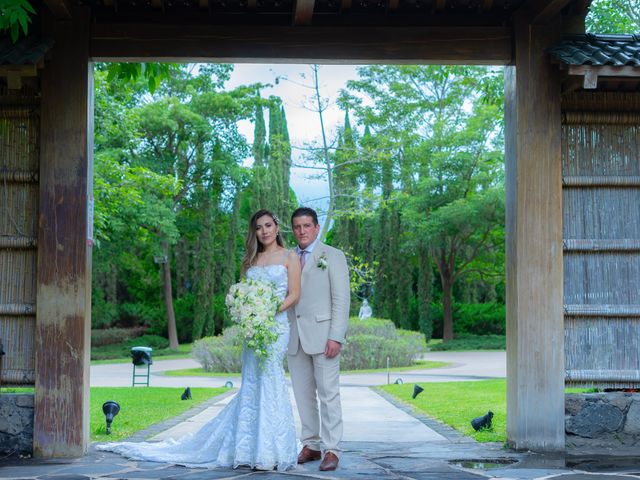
[225,278,280,365]
[317,253,328,270]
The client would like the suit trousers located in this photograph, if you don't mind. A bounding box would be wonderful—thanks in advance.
[288,341,343,455]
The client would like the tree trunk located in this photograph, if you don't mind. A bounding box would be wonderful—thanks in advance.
[161,241,179,350]
[442,275,454,342]
[312,65,335,242]
[417,247,433,339]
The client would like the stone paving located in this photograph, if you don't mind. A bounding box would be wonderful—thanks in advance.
[5,439,640,480]
[3,352,640,479]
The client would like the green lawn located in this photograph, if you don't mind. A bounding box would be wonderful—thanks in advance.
[91,386,227,442]
[163,369,240,377]
[163,360,450,377]
[427,335,506,351]
[342,360,449,374]
[380,379,507,443]
[381,379,593,443]
[91,343,193,365]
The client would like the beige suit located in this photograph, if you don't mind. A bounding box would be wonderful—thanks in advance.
[287,242,350,454]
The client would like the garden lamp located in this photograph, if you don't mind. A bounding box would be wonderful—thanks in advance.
[394,378,403,385]
[225,381,234,388]
[471,411,494,431]
[412,384,424,399]
[181,387,192,400]
[102,400,120,434]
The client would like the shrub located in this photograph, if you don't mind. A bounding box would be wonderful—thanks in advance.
[191,317,427,373]
[429,333,505,351]
[430,302,505,338]
[342,318,426,369]
[90,333,171,360]
[347,317,397,339]
[91,327,146,347]
[126,334,170,350]
[192,326,243,373]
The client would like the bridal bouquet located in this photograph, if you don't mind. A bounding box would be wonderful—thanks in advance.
[225,278,280,361]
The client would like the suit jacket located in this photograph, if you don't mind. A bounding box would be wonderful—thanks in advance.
[287,242,350,355]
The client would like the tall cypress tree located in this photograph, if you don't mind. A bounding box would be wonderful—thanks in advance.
[246,103,270,214]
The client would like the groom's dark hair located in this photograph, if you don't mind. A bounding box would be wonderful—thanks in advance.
[291,207,319,226]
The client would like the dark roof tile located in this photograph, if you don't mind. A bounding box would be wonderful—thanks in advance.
[549,34,640,67]
[0,36,54,66]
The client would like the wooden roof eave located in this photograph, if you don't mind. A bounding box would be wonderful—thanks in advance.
[556,63,640,90]
[43,0,73,19]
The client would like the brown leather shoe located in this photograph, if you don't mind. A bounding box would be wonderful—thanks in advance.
[319,452,339,471]
[297,446,321,464]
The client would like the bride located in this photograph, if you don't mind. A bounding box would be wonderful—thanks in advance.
[97,209,301,471]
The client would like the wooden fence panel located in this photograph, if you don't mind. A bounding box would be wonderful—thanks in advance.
[0,85,39,386]
[562,107,640,388]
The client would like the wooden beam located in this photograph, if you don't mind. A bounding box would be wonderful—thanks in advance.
[42,0,72,19]
[340,0,352,10]
[505,13,564,452]
[482,0,493,11]
[568,65,640,78]
[518,0,572,24]
[0,64,38,90]
[293,0,315,25]
[90,24,513,64]
[387,0,399,12]
[34,6,92,458]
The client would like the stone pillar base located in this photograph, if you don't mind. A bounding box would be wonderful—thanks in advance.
[0,394,34,455]
[566,393,640,449]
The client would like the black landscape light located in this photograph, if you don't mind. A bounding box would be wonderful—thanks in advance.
[131,346,153,386]
[394,378,403,385]
[471,411,494,431]
[102,401,120,434]
[412,384,424,399]
[225,381,234,388]
[131,346,153,366]
[181,387,192,400]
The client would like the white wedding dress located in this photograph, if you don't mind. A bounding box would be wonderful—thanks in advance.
[97,264,298,471]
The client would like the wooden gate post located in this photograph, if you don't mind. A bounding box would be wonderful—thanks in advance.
[34,7,93,457]
[504,14,565,451]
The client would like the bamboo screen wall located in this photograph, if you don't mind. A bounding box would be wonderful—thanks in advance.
[563,92,640,388]
[0,84,38,386]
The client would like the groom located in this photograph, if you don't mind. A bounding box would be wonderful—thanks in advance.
[288,207,350,471]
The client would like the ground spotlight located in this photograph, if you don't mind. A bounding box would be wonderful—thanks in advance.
[225,381,234,388]
[471,411,494,431]
[412,384,424,399]
[181,387,192,400]
[102,401,120,435]
[394,378,403,385]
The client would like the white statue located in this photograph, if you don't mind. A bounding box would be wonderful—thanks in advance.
[358,299,372,320]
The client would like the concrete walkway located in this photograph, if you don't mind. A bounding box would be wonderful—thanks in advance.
[3,352,639,479]
[89,351,507,389]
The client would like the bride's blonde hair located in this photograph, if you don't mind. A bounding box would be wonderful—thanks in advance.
[241,209,285,275]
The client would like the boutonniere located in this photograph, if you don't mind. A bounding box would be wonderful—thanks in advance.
[317,253,328,270]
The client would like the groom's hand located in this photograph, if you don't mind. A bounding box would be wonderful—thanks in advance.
[324,340,341,358]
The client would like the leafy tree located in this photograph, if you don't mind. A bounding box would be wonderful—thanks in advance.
[586,0,640,33]
[92,64,261,344]
[0,0,34,42]
[345,65,505,341]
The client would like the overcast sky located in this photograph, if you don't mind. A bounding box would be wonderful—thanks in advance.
[226,64,363,220]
